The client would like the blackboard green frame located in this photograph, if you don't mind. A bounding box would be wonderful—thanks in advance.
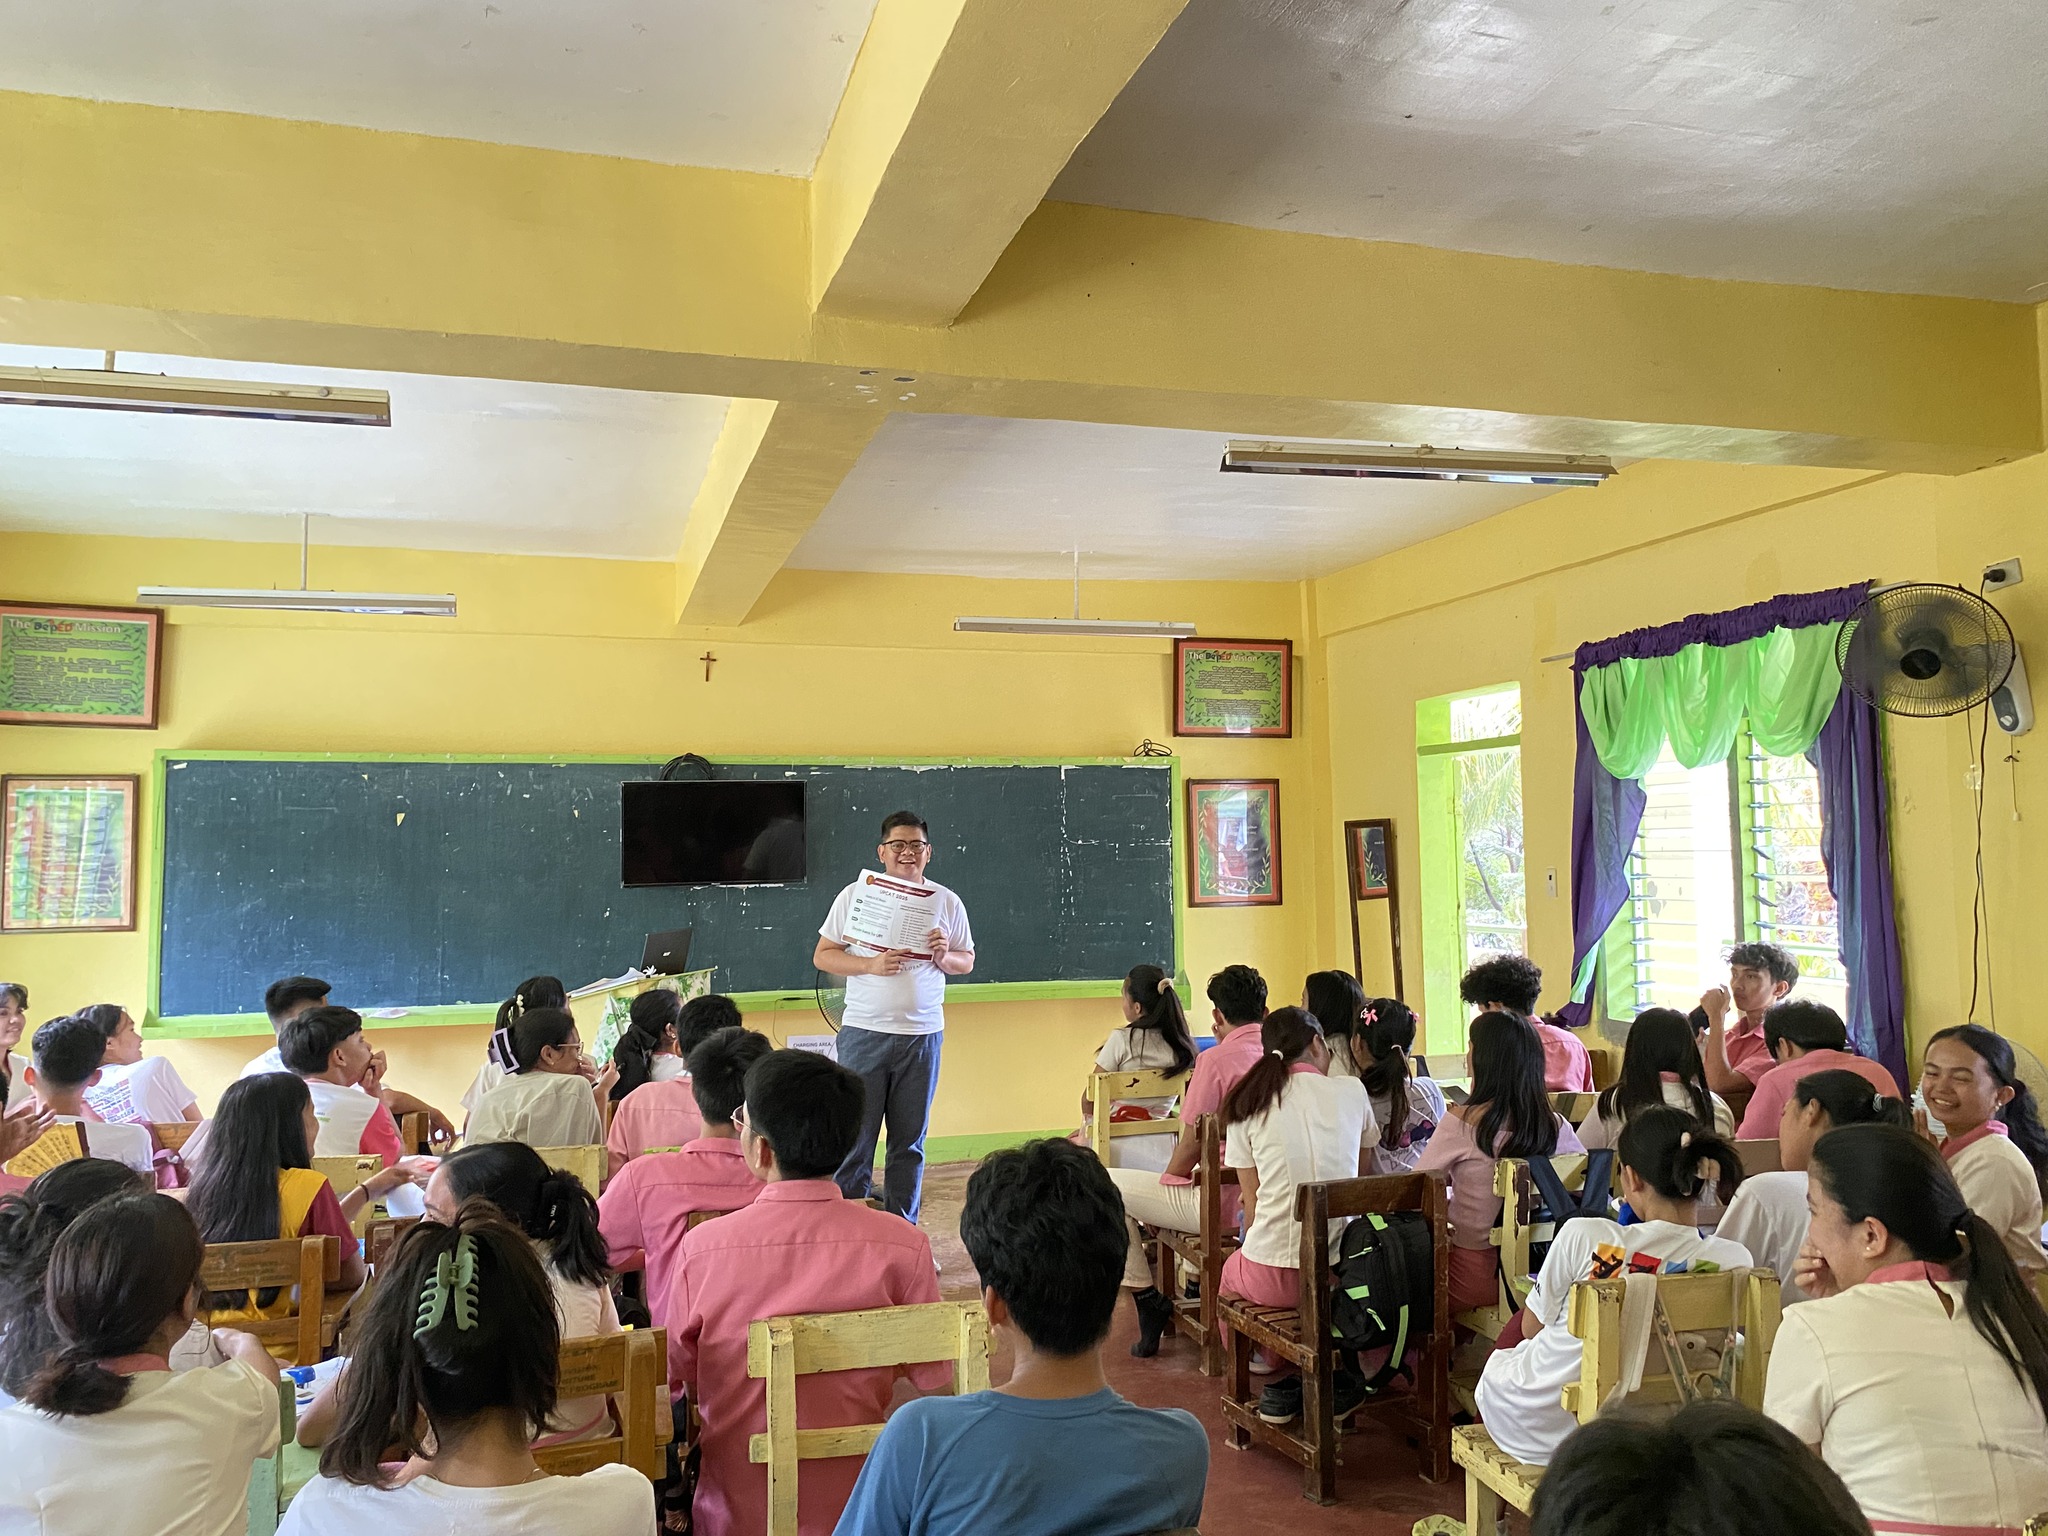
[143,750,1188,1038]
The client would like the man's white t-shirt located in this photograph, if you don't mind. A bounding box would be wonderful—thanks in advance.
[1716,1170,1812,1302]
[58,1115,156,1175]
[819,877,974,1037]
[85,1056,201,1126]
[305,1076,380,1157]
[0,1357,281,1536]
[278,1463,655,1536]
[241,1044,287,1079]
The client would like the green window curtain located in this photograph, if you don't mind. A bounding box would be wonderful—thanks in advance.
[1580,622,1844,778]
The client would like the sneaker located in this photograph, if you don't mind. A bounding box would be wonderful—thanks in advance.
[1332,1369,1370,1420]
[1256,1376,1302,1424]
[1248,1351,1277,1376]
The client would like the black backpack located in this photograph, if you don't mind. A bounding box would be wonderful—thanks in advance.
[1328,1210,1434,1394]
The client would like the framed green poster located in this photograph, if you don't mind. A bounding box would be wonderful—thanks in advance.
[1173,637,1292,737]
[1186,778,1281,907]
[0,602,163,728]
[2,775,140,932]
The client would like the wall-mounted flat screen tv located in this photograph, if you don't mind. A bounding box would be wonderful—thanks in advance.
[620,780,807,886]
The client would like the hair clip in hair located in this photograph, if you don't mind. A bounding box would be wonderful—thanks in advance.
[1360,1004,1378,1028]
[511,992,527,1017]
[1679,1131,1693,1148]
[414,1233,480,1340]
[1157,977,1173,995]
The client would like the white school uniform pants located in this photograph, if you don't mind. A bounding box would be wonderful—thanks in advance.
[1108,1167,1202,1289]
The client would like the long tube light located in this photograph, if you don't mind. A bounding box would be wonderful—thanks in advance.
[138,587,456,616]
[953,615,1196,637]
[1220,440,1615,486]
[0,365,390,426]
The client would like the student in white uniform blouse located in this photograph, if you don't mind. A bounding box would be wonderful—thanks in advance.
[1919,1025,2048,1277]
[466,1008,613,1152]
[1765,1124,2048,1535]
[1718,1067,1912,1304]
[1319,989,1446,1176]
[1477,1105,1752,1466]
[1082,965,1198,1173]
[280,1207,655,1536]
[0,1191,282,1536]
[1573,1008,1733,1150]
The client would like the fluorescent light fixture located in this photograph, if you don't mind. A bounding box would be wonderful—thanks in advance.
[139,587,456,617]
[0,364,390,426]
[1220,440,1615,487]
[953,615,1196,638]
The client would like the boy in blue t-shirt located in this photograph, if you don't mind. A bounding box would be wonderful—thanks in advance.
[834,1138,1208,1536]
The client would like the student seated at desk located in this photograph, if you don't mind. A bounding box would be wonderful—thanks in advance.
[22,1015,154,1176]
[0,1159,151,1404]
[607,992,743,1176]
[280,1207,656,1536]
[0,980,29,1112]
[244,978,454,1148]
[460,974,565,1127]
[1319,983,1446,1175]
[1736,1001,1899,1140]
[836,1138,1208,1536]
[1920,1023,2048,1277]
[1718,1069,1910,1304]
[1077,963,1196,1174]
[669,1047,946,1536]
[1417,1011,1586,1313]
[1460,954,1593,1093]
[1576,1007,1734,1149]
[599,1026,770,1336]
[77,1001,202,1130]
[280,1006,409,1167]
[0,1193,283,1536]
[467,1007,613,1151]
[1694,942,1801,1111]
[188,1075,400,1341]
[1765,1124,2048,1533]
[1476,1107,1751,1465]
[1530,1401,1873,1536]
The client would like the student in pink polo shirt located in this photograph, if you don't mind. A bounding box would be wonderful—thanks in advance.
[599,1026,770,1334]
[605,993,742,1178]
[1106,964,1269,1358]
[1736,1001,1899,1139]
[1695,942,1800,1110]
[1459,955,1594,1093]
[668,1047,946,1536]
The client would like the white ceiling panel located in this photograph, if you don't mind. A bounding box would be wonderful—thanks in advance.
[1052,0,2048,301]
[0,0,879,175]
[791,414,1557,583]
[0,346,731,561]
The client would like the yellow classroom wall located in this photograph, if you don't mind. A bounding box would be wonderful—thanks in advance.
[1311,454,2048,1069]
[0,532,1333,1135]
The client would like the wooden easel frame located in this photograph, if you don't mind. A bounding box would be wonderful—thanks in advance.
[1345,817,1404,1000]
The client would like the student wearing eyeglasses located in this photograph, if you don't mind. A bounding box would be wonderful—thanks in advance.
[813,811,975,1222]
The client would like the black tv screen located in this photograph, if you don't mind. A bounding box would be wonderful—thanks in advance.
[620,780,807,887]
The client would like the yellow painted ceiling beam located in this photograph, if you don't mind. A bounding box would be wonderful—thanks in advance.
[810,0,1192,325]
[673,401,883,627]
[0,91,2038,476]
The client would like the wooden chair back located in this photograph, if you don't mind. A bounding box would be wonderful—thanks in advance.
[150,1120,200,1155]
[1456,1154,1594,1339]
[311,1153,380,1196]
[747,1302,992,1536]
[363,1215,420,1268]
[398,1111,431,1154]
[1151,1112,1239,1374]
[685,1206,732,1232]
[1560,1268,1781,1421]
[537,1143,604,1193]
[1548,1092,1597,1124]
[1735,1138,1782,1175]
[1587,1044,1622,1091]
[198,1235,336,1366]
[531,1328,673,1481]
[1085,1067,1189,1161]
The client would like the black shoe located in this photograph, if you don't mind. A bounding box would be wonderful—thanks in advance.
[1256,1376,1303,1424]
[1183,1276,1200,1301]
[1129,1287,1174,1358]
[1332,1368,1370,1421]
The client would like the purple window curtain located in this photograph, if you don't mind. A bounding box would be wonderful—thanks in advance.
[1561,584,1903,1083]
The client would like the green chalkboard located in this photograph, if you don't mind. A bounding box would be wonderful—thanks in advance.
[153,755,1179,1021]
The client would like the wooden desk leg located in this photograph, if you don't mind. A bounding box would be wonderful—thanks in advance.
[1225,1322,1252,1451]
[1198,1261,1222,1377]
[1303,1352,1337,1505]
[1465,1471,1508,1536]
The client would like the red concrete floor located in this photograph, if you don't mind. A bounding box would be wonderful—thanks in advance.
[919,1162,1463,1536]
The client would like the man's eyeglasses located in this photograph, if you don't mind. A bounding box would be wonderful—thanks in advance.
[881,840,930,853]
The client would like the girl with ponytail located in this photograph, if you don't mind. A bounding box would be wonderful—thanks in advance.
[0,1193,282,1536]
[1578,1007,1733,1149]
[1719,1068,1910,1303]
[300,1140,622,1453]
[459,974,568,1130]
[1352,996,1445,1174]
[0,1159,148,1400]
[1419,1012,1586,1312]
[1920,1024,2048,1276]
[1766,1124,2048,1530]
[609,987,686,1102]
[1215,1007,1372,1424]
[1081,964,1198,1172]
[464,1007,610,1151]
[1477,1106,1752,1467]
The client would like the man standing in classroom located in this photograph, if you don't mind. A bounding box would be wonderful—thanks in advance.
[814,811,975,1222]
